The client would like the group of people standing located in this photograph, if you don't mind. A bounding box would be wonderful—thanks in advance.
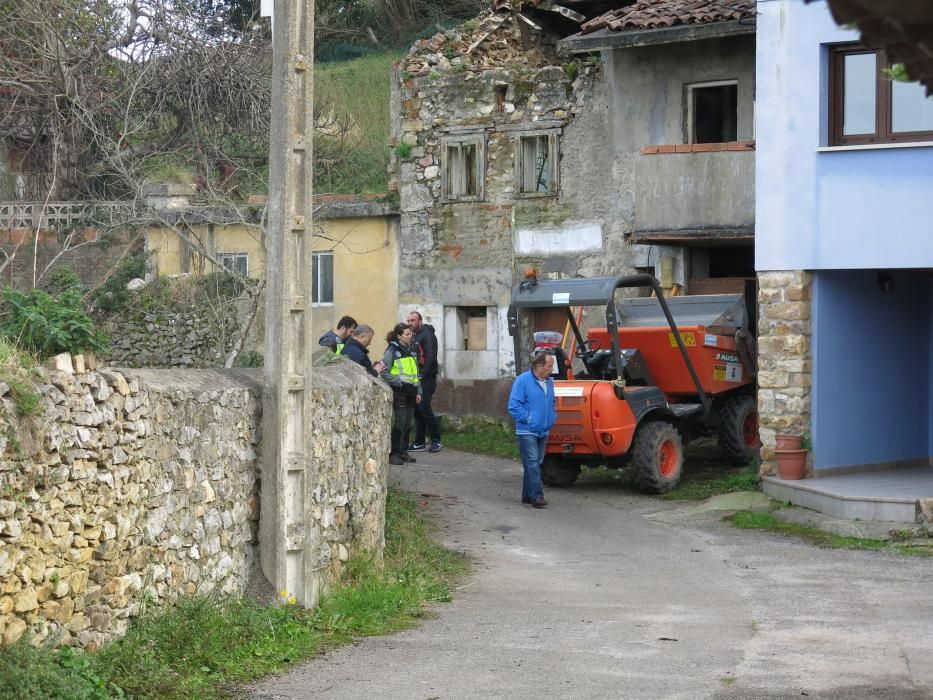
[319,313,443,467]
[320,314,557,510]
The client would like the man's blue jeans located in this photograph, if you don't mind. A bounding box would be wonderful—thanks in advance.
[517,433,547,501]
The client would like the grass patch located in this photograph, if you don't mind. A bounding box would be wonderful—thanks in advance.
[442,417,519,460]
[0,337,42,417]
[315,52,401,194]
[0,489,468,699]
[728,511,933,557]
[660,463,759,501]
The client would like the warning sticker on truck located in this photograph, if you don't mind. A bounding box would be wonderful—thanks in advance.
[714,363,743,383]
[668,332,696,348]
[554,386,584,397]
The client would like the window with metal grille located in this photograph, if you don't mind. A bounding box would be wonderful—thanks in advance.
[516,133,559,196]
[217,252,248,277]
[311,252,333,305]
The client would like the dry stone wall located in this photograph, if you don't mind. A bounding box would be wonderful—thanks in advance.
[0,356,389,650]
[100,307,240,369]
[757,270,813,475]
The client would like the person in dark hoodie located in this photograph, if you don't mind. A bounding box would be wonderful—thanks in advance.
[380,323,422,466]
[318,315,357,353]
[339,324,386,377]
[406,310,442,453]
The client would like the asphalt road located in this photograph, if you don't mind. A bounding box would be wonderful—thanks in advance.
[248,449,933,700]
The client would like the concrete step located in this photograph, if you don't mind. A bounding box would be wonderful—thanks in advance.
[762,466,933,524]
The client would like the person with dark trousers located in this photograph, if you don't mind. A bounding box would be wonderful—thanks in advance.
[339,324,386,377]
[380,323,422,466]
[319,315,357,353]
[406,310,442,453]
[507,351,557,509]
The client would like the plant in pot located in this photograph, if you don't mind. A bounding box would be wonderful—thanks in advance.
[774,432,810,480]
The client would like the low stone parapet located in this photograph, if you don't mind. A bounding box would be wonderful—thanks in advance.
[0,356,389,649]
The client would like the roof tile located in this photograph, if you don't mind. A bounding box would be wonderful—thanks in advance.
[580,0,755,35]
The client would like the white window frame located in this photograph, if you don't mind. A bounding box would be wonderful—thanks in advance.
[216,252,249,277]
[514,130,560,197]
[441,132,486,202]
[311,251,334,306]
[686,80,739,144]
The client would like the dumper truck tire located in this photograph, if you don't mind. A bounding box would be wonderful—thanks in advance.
[633,421,683,493]
[541,456,581,487]
[717,394,761,465]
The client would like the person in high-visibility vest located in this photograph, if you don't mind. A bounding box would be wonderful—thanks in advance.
[380,322,422,466]
[319,315,357,354]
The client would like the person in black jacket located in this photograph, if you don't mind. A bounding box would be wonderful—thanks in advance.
[319,315,357,353]
[406,310,442,453]
[339,325,386,377]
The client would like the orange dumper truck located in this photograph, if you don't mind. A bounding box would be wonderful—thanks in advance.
[507,274,759,493]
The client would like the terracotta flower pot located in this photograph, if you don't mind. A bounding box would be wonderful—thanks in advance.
[775,449,808,480]
[775,434,801,451]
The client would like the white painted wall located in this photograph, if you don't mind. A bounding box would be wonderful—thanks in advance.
[514,223,603,255]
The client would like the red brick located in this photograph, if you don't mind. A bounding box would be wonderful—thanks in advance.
[674,144,691,153]
[640,145,660,155]
[657,145,676,153]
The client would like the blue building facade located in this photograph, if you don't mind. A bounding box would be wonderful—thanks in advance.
[756,0,933,474]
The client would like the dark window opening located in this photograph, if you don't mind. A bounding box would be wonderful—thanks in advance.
[708,246,754,278]
[494,84,508,113]
[691,84,738,143]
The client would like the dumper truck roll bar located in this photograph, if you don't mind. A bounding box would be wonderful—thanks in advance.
[507,273,712,417]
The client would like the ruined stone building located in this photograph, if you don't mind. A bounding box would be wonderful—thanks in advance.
[390,0,758,402]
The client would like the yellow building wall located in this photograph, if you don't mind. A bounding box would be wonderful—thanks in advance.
[146,215,399,349]
[147,223,265,278]
[310,216,400,346]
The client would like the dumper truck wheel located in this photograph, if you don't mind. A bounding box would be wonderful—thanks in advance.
[717,394,761,465]
[541,456,580,487]
[632,421,683,493]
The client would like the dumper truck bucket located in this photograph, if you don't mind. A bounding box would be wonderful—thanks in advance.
[617,294,746,334]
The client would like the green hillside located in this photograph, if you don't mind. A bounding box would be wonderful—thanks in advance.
[315,52,400,195]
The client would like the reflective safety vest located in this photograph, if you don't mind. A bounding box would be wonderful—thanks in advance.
[390,354,419,386]
[335,342,346,354]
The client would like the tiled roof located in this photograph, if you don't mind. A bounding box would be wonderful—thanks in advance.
[579,0,755,35]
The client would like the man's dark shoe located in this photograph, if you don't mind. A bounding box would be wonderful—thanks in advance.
[408,442,427,452]
[389,454,404,466]
[400,453,417,463]
[429,440,442,453]
[531,498,548,509]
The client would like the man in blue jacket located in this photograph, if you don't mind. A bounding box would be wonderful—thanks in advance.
[508,351,557,508]
[339,325,386,377]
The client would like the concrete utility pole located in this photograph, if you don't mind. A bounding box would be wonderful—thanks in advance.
[261,0,318,606]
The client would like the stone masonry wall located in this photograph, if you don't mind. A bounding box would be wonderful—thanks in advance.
[101,307,241,369]
[757,270,813,475]
[391,18,629,380]
[0,357,389,650]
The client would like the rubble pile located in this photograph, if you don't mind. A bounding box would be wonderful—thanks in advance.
[400,11,561,75]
